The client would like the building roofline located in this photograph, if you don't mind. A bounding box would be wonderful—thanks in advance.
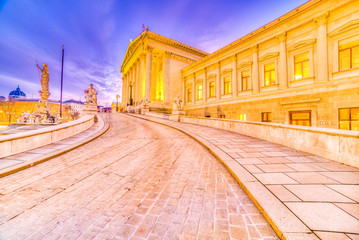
[182,0,322,73]
[121,30,209,73]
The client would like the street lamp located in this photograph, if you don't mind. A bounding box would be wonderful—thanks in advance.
[116,94,120,112]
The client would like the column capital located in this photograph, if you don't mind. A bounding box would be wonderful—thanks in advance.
[145,46,154,54]
[313,12,330,25]
[276,32,287,41]
[164,51,172,59]
[250,44,259,53]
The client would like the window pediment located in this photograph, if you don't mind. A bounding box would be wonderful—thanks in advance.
[207,74,216,79]
[288,39,316,52]
[328,19,359,37]
[220,68,232,75]
[237,61,252,69]
[195,78,203,84]
[259,52,279,62]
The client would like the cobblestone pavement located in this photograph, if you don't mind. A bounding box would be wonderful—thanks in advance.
[0,113,278,240]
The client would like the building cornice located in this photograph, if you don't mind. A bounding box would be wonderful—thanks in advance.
[182,0,323,75]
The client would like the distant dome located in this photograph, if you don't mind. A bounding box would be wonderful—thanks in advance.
[9,86,26,99]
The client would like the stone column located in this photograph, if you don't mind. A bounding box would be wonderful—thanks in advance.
[140,54,146,100]
[145,47,152,101]
[164,52,171,104]
[136,60,140,104]
[276,32,288,89]
[183,78,187,104]
[192,73,196,104]
[123,74,128,106]
[122,75,126,106]
[314,12,329,82]
[251,45,259,93]
[203,68,207,102]
[216,62,221,100]
[232,55,238,96]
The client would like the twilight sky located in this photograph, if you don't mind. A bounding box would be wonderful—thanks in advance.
[0,0,308,106]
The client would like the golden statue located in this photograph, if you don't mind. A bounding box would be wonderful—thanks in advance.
[36,63,49,93]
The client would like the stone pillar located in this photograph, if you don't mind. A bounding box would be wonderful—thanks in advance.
[276,32,288,89]
[314,12,330,82]
[216,62,221,100]
[192,73,196,104]
[183,78,187,104]
[145,48,152,101]
[122,75,126,107]
[136,60,141,104]
[251,45,259,93]
[123,74,128,106]
[232,55,238,96]
[164,52,171,104]
[203,68,207,102]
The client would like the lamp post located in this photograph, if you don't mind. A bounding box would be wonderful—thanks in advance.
[116,94,119,112]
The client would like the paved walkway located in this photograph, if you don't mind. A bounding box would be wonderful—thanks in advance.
[0,114,109,177]
[129,113,359,240]
[0,113,278,240]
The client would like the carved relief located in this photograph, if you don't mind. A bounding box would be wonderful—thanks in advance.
[259,52,279,62]
[237,61,253,69]
[250,44,259,53]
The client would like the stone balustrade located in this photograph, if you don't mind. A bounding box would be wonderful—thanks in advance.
[181,116,359,168]
[0,115,95,158]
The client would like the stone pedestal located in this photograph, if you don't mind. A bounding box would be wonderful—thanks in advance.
[170,110,186,122]
[140,105,149,115]
[82,104,98,122]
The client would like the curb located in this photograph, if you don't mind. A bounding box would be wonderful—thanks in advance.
[0,115,110,178]
[126,113,316,240]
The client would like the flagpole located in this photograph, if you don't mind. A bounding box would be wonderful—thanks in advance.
[60,45,64,117]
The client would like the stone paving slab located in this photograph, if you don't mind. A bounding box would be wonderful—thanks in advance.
[129,113,359,240]
[0,114,110,178]
[0,113,279,239]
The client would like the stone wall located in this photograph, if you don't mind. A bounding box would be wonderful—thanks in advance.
[180,116,359,168]
[0,115,95,158]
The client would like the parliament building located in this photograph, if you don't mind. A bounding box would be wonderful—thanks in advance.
[121,0,359,131]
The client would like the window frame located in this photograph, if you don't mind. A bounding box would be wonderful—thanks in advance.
[289,110,311,126]
[196,84,203,100]
[223,76,231,95]
[261,112,272,122]
[208,81,215,98]
[187,88,192,102]
[264,62,276,86]
[241,70,251,91]
[338,107,359,130]
[294,52,310,80]
[339,43,359,71]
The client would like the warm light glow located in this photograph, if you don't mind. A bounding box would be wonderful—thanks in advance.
[224,76,231,94]
[197,84,203,100]
[294,52,310,80]
[238,113,246,121]
[209,81,215,97]
[264,63,275,86]
[339,39,359,71]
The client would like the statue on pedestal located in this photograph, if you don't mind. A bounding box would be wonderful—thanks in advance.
[37,63,49,93]
[82,83,99,121]
[84,84,98,105]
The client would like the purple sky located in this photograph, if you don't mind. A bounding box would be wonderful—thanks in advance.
[0,0,308,106]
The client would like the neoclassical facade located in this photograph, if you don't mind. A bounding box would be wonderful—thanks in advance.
[120,31,207,112]
[121,0,359,130]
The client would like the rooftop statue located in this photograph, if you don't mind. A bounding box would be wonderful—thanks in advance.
[84,84,98,105]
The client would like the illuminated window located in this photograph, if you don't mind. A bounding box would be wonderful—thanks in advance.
[262,112,271,122]
[264,63,275,86]
[339,39,359,71]
[290,111,311,126]
[187,88,192,102]
[224,76,231,94]
[339,108,359,131]
[238,113,246,121]
[294,52,310,80]
[241,70,250,91]
[209,81,215,98]
[197,84,203,100]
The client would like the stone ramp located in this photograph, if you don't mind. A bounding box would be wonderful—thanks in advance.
[128,113,359,240]
[0,114,110,177]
